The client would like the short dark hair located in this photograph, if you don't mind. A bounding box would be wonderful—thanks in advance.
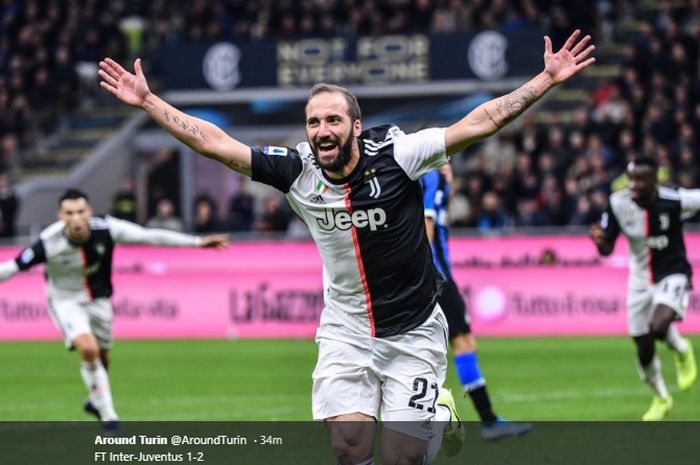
[627,155,659,173]
[59,188,89,205]
[307,83,362,122]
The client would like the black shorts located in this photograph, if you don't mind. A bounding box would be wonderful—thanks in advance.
[438,278,471,339]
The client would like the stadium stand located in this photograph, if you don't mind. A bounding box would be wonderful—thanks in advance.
[1,0,699,235]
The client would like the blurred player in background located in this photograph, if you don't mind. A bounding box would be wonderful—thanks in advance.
[0,189,229,433]
[421,163,532,440]
[100,30,594,463]
[590,156,698,420]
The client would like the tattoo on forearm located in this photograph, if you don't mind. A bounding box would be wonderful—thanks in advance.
[188,125,210,141]
[483,107,499,129]
[493,86,538,126]
[162,109,209,141]
[226,159,245,172]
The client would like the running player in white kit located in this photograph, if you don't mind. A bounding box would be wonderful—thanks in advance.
[99,29,594,463]
[591,156,698,420]
[0,189,229,433]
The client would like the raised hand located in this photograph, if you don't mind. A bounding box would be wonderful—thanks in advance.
[199,234,231,249]
[99,58,150,108]
[589,223,606,245]
[543,30,595,85]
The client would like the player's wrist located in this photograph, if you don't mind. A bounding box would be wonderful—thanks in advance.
[535,71,556,91]
[141,91,158,111]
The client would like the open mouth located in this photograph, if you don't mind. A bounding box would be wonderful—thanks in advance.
[316,140,338,156]
[316,142,338,155]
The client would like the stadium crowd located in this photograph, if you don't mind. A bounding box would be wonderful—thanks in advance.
[1,0,699,235]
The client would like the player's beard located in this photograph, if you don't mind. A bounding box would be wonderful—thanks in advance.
[311,133,355,173]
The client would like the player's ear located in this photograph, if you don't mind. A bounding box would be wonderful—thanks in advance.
[353,118,361,136]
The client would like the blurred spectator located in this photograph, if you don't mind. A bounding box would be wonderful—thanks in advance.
[52,46,80,113]
[146,198,184,232]
[477,191,508,233]
[0,134,19,173]
[193,194,225,233]
[110,177,137,223]
[0,174,18,237]
[569,195,601,226]
[228,177,255,232]
[257,194,291,233]
[514,197,551,227]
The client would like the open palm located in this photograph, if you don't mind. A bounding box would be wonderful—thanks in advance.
[544,30,595,85]
[98,58,150,107]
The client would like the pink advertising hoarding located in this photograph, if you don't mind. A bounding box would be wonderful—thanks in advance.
[1,234,699,340]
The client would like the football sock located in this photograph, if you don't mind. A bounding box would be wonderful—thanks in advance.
[665,325,689,354]
[637,355,669,398]
[80,360,118,421]
[468,387,498,424]
[455,352,497,423]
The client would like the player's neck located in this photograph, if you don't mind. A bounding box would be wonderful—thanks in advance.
[635,190,657,209]
[65,229,91,245]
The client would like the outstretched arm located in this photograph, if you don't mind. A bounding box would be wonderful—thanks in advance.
[0,259,20,282]
[445,30,595,155]
[0,240,46,281]
[98,58,252,175]
[108,216,230,249]
[590,205,619,257]
[590,223,614,256]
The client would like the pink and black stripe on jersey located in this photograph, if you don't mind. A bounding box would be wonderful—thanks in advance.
[603,187,693,284]
[326,137,443,336]
[15,216,116,300]
[251,124,446,337]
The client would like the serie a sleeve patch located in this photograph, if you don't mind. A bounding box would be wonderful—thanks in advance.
[262,146,288,156]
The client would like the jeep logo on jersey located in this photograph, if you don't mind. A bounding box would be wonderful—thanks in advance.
[646,235,669,250]
[317,208,387,231]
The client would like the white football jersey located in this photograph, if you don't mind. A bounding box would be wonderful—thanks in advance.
[251,124,448,337]
[12,216,201,303]
[602,187,700,287]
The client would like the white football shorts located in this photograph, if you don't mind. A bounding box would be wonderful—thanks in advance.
[48,297,113,349]
[312,304,448,440]
[627,274,690,337]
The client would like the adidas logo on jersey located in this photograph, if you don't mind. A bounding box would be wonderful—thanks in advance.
[310,195,325,205]
[317,207,387,231]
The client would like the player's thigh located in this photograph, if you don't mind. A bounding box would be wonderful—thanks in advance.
[652,274,690,320]
[438,278,471,339]
[84,298,114,350]
[48,299,92,349]
[627,286,653,337]
[312,335,381,420]
[376,307,448,440]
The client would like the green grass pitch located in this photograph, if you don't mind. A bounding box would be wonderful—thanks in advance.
[1,336,698,421]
